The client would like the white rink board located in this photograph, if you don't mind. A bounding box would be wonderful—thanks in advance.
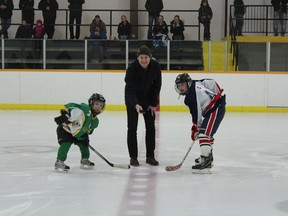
[0,71,288,107]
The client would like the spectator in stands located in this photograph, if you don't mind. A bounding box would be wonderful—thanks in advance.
[15,19,32,38]
[117,15,132,40]
[234,0,245,36]
[198,0,213,41]
[170,15,185,40]
[89,15,107,36]
[88,26,107,63]
[68,0,85,39]
[38,0,59,39]
[33,19,45,39]
[33,19,45,58]
[0,0,14,38]
[271,0,287,36]
[152,15,169,48]
[145,0,163,39]
[19,0,35,28]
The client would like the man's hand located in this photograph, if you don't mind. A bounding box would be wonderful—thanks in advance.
[135,104,144,114]
[148,106,156,116]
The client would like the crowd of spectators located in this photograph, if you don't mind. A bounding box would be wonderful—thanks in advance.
[0,0,287,40]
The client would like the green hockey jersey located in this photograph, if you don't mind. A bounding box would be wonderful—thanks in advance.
[62,103,99,139]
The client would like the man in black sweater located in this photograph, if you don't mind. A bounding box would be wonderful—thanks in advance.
[124,45,162,167]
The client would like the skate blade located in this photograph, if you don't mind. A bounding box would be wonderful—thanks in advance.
[192,168,212,174]
[55,167,69,172]
[80,164,94,170]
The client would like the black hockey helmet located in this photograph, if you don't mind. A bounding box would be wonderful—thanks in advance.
[88,93,106,114]
[175,73,192,95]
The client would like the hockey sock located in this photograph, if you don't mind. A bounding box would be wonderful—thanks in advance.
[57,142,72,161]
[77,144,90,159]
[209,137,214,149]
[199,134,212,157]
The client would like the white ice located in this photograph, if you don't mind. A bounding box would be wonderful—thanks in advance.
[0,110,288,216]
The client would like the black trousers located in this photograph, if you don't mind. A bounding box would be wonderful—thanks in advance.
[69,10,82,39]
[126,104,156,159]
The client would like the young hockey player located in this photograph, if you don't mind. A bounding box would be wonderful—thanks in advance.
[174,73,226,173]
[54,93,106,171]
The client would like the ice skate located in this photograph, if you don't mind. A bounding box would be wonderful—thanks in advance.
[55,160,70,171]
[192,154,212,174]
[80,158,95,169]
[195,151,214,167]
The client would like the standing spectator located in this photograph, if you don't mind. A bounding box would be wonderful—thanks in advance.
[145,0,163,39]
[89,15,107,35]
[19,0,35,27]
[0,0,14,38]
[117,15,132,40]
[68,0,84,39]
[38,0,59,39]
[124,45,162,167]
[234,0,245,36]
[198,0,213,41]
[170,14,185,40]
[271,0,287,36]
[152,15,169,48]
[15,19,32,38]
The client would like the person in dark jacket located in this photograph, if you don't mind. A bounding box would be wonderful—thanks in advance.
[198,0,213,41]
[124,45,162,167]
[170,15,185,40]
[38,0,59,39]
[117,15,132,40]
[153,15,169,48]
[19,0,35,28]
[15,19,32,38]
[145,0,163,39]
[0,0,14,38]
[88,26,107,63]
[68,0,84,39]
[271,0,287,36]
[234,0,245,36]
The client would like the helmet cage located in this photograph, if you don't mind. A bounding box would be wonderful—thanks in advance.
[174,73,192,95]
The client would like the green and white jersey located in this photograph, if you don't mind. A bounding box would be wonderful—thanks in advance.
[62,103,99,139]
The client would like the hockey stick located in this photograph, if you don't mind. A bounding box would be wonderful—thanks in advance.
[165,141,195,171]
[89,145,130,169]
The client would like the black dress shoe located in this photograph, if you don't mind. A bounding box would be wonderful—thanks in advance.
[146,157,159,166]
[130,158,139,167]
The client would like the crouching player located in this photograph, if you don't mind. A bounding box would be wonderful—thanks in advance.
[175,73,226,173]
[54,93,106,171]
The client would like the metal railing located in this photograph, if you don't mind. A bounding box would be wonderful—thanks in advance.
[6,9,201,40]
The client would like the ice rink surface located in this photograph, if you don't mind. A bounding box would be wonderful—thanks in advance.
[0,110,288,216]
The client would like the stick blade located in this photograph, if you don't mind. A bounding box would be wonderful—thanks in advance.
[113,164,131,169]
[165,164,181,172]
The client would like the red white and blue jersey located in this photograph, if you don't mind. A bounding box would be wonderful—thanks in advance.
[184,79,224,127]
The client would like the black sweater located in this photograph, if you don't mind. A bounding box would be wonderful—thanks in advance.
[125,59,162,109]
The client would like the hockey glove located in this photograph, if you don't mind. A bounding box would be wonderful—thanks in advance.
[54,109,70,125]
[80,134,90,147]
[191,124,199,141]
